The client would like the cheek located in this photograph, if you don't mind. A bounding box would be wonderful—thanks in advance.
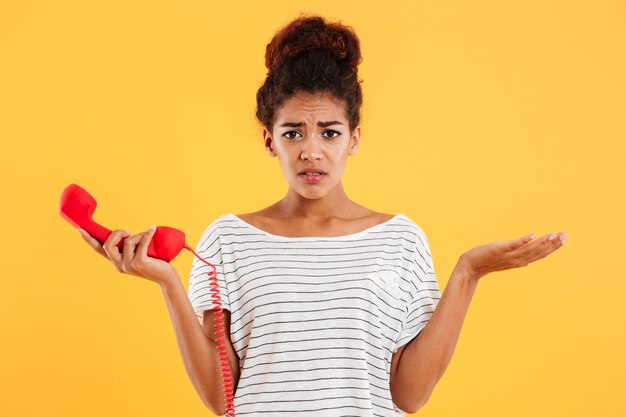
[275,152,297,176]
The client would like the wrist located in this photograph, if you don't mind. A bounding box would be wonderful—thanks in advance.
[455,255,480,285]
[159,271,181,293]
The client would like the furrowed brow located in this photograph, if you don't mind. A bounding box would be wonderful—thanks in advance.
[279,121,344,128]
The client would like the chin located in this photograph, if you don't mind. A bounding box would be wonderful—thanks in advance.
[289,175,337,199]
[297,188,327,200]
[290,183,328,199]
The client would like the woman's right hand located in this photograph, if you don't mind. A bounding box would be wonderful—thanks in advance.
[76,227,178,286]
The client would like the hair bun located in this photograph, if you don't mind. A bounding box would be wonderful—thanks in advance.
[327,30,347,59]
[265,15,362,72]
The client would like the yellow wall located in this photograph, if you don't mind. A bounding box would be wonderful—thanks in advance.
[1,1,624,416]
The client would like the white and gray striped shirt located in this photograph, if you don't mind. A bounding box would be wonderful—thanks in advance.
[187,213,441,417]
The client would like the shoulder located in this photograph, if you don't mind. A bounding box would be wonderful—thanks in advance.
[393,213,427,236]
[199,214,234,239]
[235,211,261,224]
[371,211,396,223]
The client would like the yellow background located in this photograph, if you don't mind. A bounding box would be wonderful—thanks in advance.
[1,0,624,416]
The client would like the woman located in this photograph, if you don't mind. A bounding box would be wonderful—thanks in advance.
[77,14,567,417]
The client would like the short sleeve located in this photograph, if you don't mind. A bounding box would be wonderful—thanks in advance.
[394,227,441,352]
[187,219,229,325]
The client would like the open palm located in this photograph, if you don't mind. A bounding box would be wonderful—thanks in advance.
[462,231,568,280]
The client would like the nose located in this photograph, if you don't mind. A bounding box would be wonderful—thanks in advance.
[300,136,323,161]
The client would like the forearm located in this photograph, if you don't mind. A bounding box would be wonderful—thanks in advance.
[394,256,478,411]
[159,272,228,415]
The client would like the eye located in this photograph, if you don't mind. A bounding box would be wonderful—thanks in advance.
[283,131,302,140]
[323,130,341,139]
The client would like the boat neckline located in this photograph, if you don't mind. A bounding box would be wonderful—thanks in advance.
[225,213,406,240]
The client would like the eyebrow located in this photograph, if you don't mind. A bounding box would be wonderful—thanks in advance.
[279,121,344,128]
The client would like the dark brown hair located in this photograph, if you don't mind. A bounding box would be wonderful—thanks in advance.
[255,14,364,133]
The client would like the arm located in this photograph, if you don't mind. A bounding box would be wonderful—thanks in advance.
[390,258,476,413]
[390,231,567,412]
[160,271,240,415]
[76,225,240,413]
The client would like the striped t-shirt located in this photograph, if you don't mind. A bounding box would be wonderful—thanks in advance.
[187,213,441,417]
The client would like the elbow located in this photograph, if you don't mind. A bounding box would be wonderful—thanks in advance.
[202,398,226,416]
[395,396,423,414]
[404,401,423,414]
[405,390,433,414]
[198,387,227,415]
[399,399,420,414]
[403,400,424,414]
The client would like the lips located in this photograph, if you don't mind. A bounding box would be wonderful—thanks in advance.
[298,168,327,175]
[299,171,326,183]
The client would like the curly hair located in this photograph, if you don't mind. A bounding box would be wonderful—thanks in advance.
[255,14,364,133]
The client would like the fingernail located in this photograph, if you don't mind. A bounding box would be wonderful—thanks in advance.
[559,233,568,244]
[530,233,536,239]
[548,233,556,241]
[148,226,156,231]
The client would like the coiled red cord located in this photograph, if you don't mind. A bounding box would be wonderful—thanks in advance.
[185,244,236,417]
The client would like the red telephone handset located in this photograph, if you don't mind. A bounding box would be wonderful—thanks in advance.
[59,183,236,416]
[59,183,188,262]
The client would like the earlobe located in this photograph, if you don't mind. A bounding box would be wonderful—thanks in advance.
[265,140,276,157]
[348,126,361,155]
[263,128,276,157]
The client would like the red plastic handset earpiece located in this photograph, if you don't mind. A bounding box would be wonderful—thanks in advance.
[59,183,187,262]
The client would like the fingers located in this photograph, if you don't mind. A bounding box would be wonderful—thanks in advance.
[121,231,144,271]
[518,231,567,266]
[506,233,537,251]
[118,226,156,275]
[136,226,157,263]
[77,227,107,258]
[78,227,161,277]
[103,229,131,268]
[533,232,567,257]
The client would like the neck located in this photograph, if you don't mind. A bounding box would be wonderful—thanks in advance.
[277,181,358,221]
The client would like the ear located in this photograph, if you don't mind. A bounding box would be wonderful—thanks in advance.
[263,127,277,157]
[347,126,361,156]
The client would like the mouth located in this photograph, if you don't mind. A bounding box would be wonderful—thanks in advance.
[298,168,327,175]
[299,171,327,183]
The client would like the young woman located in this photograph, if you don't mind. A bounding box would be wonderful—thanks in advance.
[77,14,567,417]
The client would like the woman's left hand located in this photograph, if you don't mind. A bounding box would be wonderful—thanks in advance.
[461,231,568,281]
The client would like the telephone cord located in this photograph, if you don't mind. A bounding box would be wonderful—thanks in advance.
[185,244,236,417]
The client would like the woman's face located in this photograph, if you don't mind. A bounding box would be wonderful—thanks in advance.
[263,90,360,200]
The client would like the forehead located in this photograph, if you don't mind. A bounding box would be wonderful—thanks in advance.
[275,91,347,122]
